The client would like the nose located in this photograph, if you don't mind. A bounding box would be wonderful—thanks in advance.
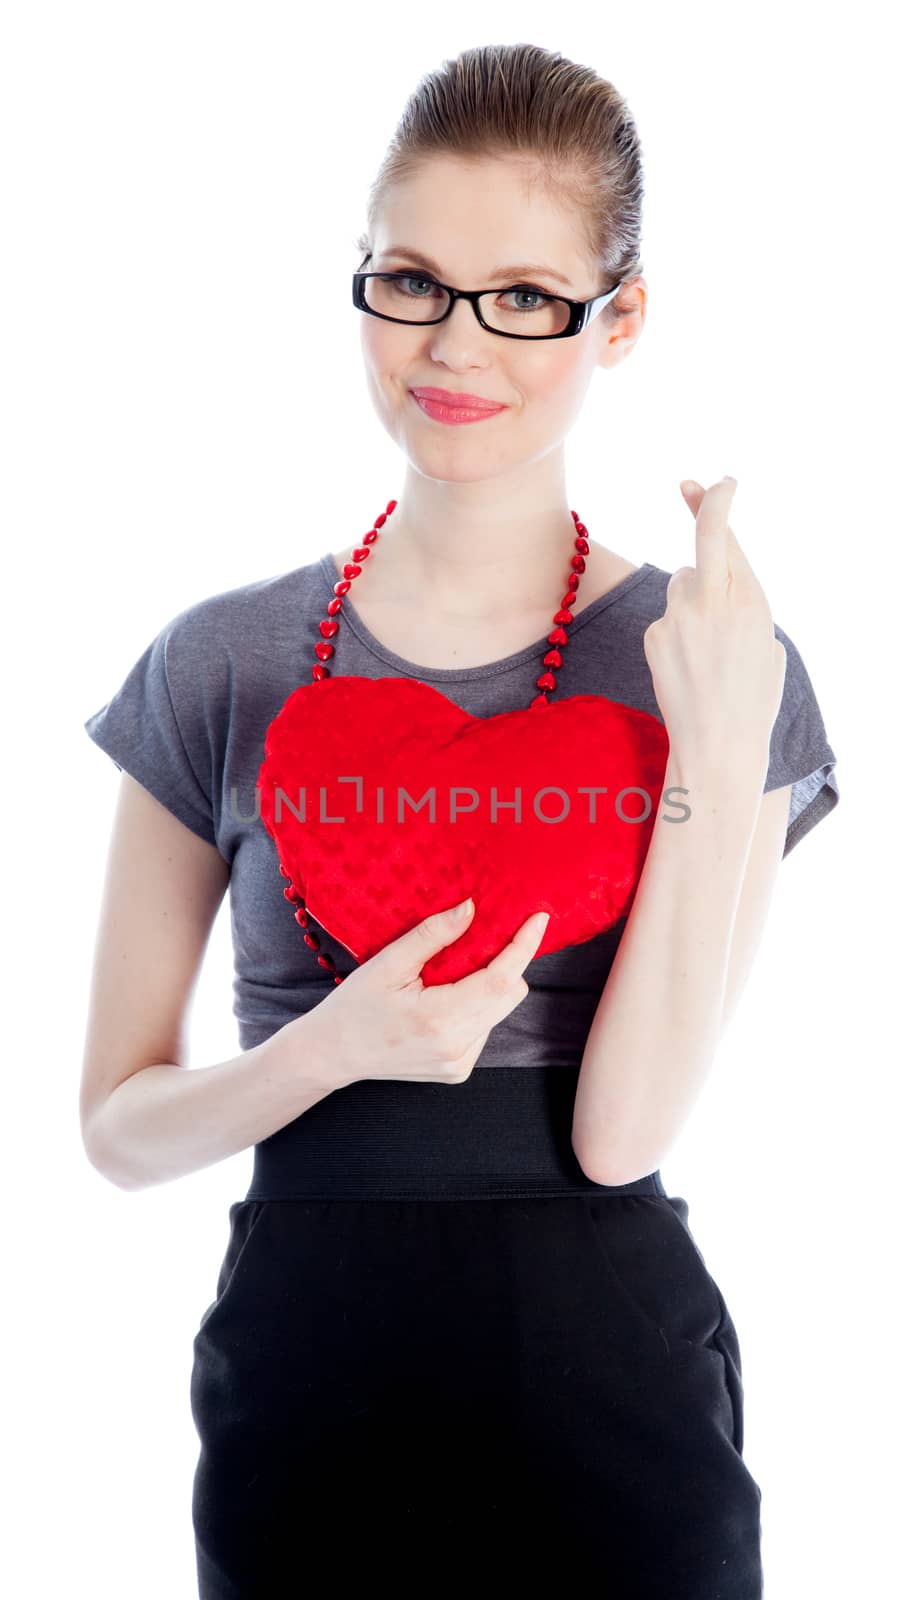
[429,295,492,361]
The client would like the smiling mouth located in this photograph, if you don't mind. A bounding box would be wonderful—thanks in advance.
[409,389,509,425]
[410,387,507,412]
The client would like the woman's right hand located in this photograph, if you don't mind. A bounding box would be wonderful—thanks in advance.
[296,897,550,1087]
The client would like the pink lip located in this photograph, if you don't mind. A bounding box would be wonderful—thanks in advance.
[409,387,508,426]
[410,386,506,410]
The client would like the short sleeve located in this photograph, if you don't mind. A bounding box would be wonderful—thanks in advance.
[765,621,840,857]
[83,607,219,850]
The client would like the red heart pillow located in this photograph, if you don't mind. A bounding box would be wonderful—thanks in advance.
[256,676,669,986]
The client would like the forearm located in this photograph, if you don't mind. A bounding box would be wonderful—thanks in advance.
[84,1008,347,1193]
[571,743,768,1186]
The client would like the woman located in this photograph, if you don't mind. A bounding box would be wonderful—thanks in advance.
[81,44,839,1596]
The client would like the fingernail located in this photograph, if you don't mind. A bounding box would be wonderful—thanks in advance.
[452,896,473,917]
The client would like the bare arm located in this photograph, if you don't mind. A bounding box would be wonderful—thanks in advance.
[718,779,792,1035]
[571,744,784,1187]
[80,773,344,1192]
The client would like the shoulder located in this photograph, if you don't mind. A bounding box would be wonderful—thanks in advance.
[604,560,816,665]
[585,559,832,744]
[157,555,328,684]
[622,562,839,841]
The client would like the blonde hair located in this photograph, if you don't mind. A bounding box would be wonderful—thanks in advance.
[354,42,645,320]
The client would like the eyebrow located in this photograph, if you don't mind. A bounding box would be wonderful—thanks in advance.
[374,246,574,290]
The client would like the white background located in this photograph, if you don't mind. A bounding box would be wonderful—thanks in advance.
[4,3,909,1594]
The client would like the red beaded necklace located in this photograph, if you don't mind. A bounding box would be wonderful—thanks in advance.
[275,496,594,987]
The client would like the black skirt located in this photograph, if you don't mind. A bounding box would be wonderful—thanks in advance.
[189,1067,763,1596]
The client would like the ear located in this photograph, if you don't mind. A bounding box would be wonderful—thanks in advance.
[594,277,648,371]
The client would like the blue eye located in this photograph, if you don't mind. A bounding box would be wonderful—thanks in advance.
[503,288,549,313]
[385,275,441,298]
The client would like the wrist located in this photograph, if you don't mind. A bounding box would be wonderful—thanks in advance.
[664,738,770,800]
[268,1006,354,1096]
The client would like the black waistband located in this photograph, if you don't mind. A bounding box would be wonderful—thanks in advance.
[244,1064,666,1202]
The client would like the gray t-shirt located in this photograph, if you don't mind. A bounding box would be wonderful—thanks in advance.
[84,552,840,1065]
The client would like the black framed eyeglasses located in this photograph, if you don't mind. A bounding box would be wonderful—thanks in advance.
[351,253,623,341]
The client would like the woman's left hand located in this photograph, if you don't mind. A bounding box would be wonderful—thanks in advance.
[642,475,787,771]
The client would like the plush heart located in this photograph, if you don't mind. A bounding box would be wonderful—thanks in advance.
[256,676,670,986]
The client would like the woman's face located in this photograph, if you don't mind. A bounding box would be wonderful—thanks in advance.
[358,155,646,483]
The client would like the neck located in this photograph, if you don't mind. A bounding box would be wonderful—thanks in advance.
[370,463,583,621]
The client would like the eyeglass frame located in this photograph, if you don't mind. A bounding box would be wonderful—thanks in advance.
[351,251,624,341]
